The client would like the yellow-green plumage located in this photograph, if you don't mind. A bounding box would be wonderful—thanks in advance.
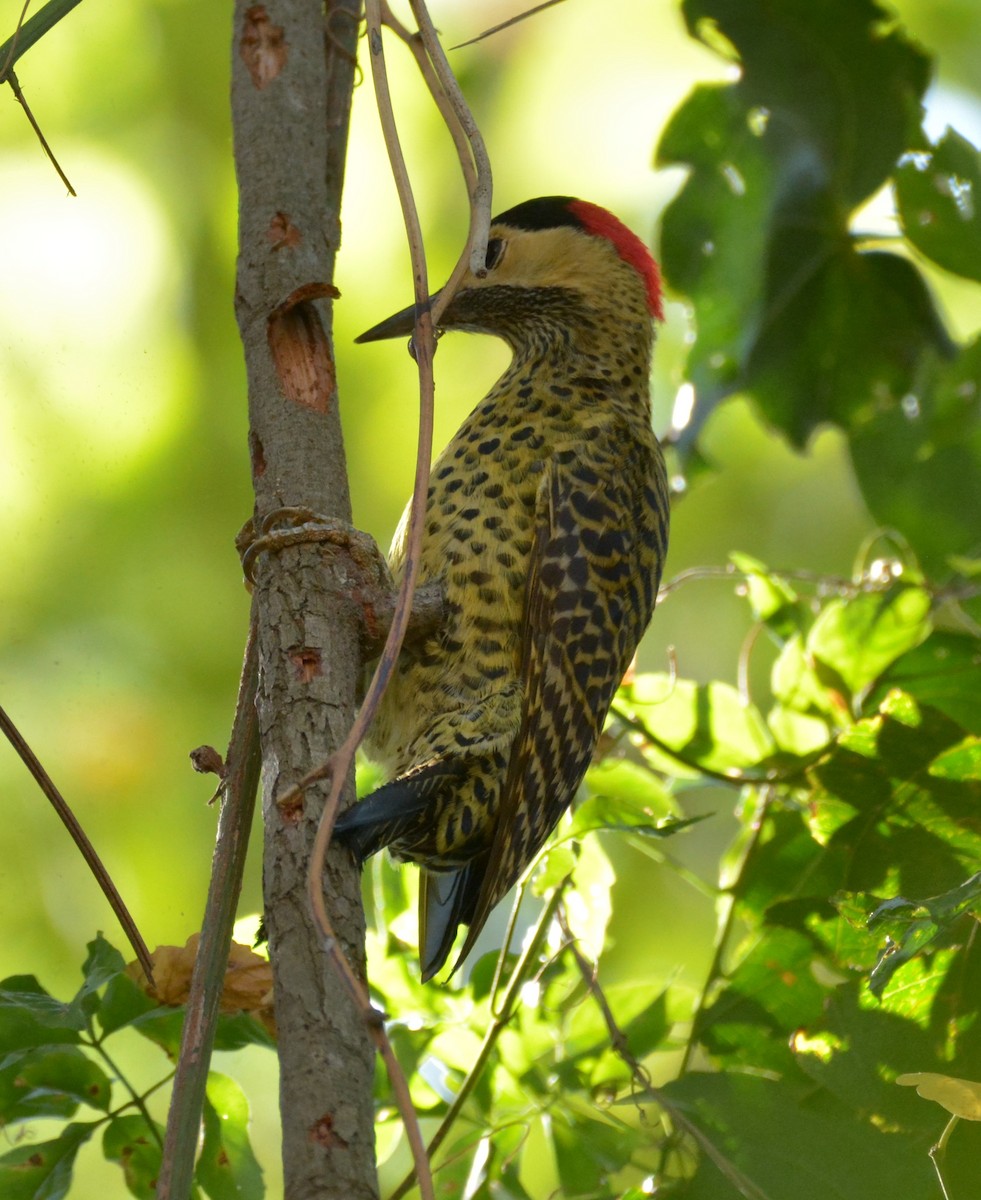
[336,197,669,980]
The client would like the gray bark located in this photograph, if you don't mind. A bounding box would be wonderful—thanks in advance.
[231,2,377,1197]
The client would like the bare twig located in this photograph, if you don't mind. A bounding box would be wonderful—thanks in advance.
[1,0,83,191]
[0,702,152,978]
[6,69,76,193]
[0,0,31,80]
[449,0,569,51]
[405,0,493,280]
[157,614,262,1200]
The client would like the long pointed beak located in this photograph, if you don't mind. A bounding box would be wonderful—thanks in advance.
[355,293,441,344]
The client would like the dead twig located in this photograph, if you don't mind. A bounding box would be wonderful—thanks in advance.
[405,0,493,281]
[1,0,85,192]
[449,0,569,51]
[6,69,76,193]
[156,614,262,1200]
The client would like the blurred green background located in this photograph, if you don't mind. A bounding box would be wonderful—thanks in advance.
[2,0,980,1193]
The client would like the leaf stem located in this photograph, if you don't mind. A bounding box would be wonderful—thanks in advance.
[930,1114,957,1200]
[86,1027,165,1149]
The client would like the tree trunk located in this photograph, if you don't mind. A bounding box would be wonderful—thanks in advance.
[231,2,377,1197]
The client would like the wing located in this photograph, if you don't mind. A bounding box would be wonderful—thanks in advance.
[452,420,668,969]
[333,757,468,862]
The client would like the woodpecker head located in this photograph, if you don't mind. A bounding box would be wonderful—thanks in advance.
[357,196,663,351]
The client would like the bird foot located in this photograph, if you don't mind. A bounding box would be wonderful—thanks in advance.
[236,508,444,654]
[237,508,392,589]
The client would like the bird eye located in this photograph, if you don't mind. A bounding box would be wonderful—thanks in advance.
[484,238,505,271]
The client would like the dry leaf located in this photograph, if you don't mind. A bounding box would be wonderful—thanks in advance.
[127,935,275,1036]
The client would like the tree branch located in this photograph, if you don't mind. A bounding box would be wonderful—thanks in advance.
[156,613,262,1200]
[232,1,377,1195]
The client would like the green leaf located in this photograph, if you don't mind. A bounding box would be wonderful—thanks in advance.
[793,982,938,1124]
[658,0,935,446]
[197,1073,264,1200]
[102,1115,164,1200]
[865,871,981,997]
[896,128,981,282]
[550,1107,644,1196]
[533,843,576,895]
[96,973,159,1038]
[660,1072,936,1198]
[562,982,669,1069]
[806,584,932,701]
[729,551,801,638]
[0,1121,96,1200]
[0,978,84,1050]
[697,928,827,1073]
[0,1047,111,1123]
[619,674,774,776]
[212,1013,276,1053]
[771,633,840,721]
[65,935,127,1027]
[929,735,981,781]
[849,338,981,575]
[870,630,981,734]
[120,1005,186,1058]
[575,759,681,837]
[657,83,774,443]
[683,0,928,207]
[804,693,981,928]
[748,248,951,448]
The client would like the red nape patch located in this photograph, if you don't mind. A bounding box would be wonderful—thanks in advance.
[567,199,664,321]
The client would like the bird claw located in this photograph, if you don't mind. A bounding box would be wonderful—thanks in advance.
[236,508,392,590]
[235,508,445,657]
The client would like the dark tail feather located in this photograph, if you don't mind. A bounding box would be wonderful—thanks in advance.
[419,858,486,982]
[333,758,466,862]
